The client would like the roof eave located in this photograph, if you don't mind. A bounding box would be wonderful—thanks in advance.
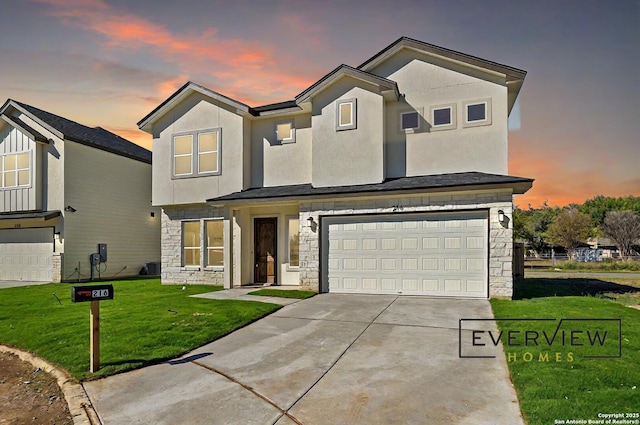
[207,178,533,206]
[0,114,50,143]
[295,65,400,104]
[137,82,252,133]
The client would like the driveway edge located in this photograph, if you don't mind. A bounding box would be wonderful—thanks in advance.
[0,344,101,425]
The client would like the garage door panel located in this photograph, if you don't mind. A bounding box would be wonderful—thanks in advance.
[324,211,488,298]
[0,229,53,282]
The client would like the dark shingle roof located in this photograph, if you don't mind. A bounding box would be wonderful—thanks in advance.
[208,172,534,203]
[13,101,151,164]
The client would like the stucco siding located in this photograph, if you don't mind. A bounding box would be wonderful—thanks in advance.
[62,142,160,281]
[151,92,246,206]
[251,115,312,187]
[375,51,509,177]
[311,79,385,187]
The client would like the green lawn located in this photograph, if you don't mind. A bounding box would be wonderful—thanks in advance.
[0,279,280,381]
[247,288,316,299]
[491,278,640,425]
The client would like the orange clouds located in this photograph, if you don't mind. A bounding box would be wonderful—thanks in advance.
[32,0,314,103]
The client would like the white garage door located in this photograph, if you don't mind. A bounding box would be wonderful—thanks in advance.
[0,228,53,282]
[323,211,488,297]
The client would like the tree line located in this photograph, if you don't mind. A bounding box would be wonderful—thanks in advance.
[514,195,640,260]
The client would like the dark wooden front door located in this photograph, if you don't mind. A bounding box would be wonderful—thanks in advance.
[254,218,277,283]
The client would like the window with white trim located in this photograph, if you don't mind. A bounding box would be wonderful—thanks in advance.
[173,129,221,177]
[205,220,224,268]
[276,122,295,143]
[1,152,30,189]
[182,221,200,267]
[336,99,356,130]
[430,103,456,131]
[401,111,420,131]
[463,99,492,127]
[287,217,299,268]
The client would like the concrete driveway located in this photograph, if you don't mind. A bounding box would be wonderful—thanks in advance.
[83,294,523,425]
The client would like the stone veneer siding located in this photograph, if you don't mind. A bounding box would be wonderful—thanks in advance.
[298,191,514,298]
[51,253,62,283]
[161,205,226,285]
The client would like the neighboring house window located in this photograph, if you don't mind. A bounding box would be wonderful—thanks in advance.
[182,221,200,267]
[276,122,295,143]
[205,220,224,268]
[336,98,357,130]
[463,99,492,127]
[173,129,221,178]
[287,217,299,268]
[430,103,456,131]
[1,152,30,189]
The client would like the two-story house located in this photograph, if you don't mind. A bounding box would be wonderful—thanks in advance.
[0,99,160,282]
[138,37,533,299]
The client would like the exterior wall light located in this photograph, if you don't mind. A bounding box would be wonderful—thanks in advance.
[497,209,505,223]
[307,216,318,232]
[65,205,77,213]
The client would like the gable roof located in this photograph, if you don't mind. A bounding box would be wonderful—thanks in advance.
[0,114,49,143]
[138,36,526,131]
[137,81,253,133]
[358,36,526,113]
[208,172,534,204]
[1,99,151,164]
[295,64,400,103]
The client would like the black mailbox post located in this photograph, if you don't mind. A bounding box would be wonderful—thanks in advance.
[71,284,114,303]
[71,284,114,372]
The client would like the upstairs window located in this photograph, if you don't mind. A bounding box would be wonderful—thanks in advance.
[463,99,492,127]
[336,99,357,130]
[430,104,456,131]
[1,152,30,189]
[276,122,295,143]
[401,111,420,131]
[173,129,221,178]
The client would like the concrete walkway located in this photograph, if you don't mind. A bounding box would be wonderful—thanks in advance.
[83,294,523,425]
[191,287,303,305]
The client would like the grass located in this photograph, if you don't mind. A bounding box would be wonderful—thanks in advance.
[525,259,640,272]
[0,279,281,381]
[247,289,316,299]
[491,278,640,424]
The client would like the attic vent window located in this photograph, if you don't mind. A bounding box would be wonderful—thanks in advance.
[467,104,486,122]
[433,108,451,126]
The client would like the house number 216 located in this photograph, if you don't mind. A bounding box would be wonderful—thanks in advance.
[92,289,109,298]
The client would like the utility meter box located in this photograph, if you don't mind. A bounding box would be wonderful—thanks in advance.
[98,243,107,262]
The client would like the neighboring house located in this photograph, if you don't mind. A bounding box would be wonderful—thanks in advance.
[138,37,533,299]
[0,99,160,282]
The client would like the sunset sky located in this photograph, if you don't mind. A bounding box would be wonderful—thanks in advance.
[1,0,637,207]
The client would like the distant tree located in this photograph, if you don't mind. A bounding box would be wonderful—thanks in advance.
[600,210,640,260]
[513,202,559,257]
[580,195,640,227]
[547,208,592,260]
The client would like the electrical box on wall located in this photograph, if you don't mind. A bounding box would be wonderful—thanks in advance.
[98,243,107,262]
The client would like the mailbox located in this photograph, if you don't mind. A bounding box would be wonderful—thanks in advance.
[71,284,114,303]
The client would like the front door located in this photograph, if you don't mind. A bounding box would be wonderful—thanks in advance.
[254,218,277,284]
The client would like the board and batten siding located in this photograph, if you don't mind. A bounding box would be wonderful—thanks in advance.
[0,125,41,212]
[62,142,160,281]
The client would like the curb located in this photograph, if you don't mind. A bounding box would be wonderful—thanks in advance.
[0,344,101,425]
